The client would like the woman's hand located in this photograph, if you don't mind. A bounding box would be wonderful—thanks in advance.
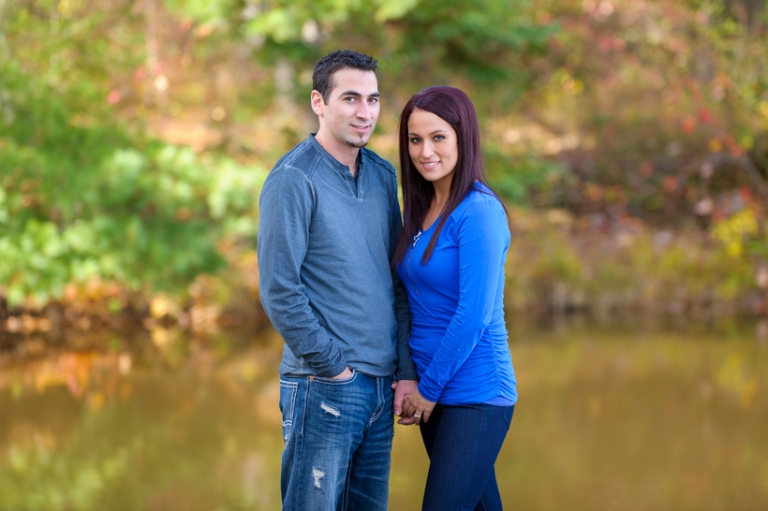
[402,387,436,424]
[392,379,419,425]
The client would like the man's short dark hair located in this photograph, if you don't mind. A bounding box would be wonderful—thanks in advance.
[313,50,378,103]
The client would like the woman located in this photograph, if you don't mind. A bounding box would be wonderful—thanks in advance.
[394,86,518,511]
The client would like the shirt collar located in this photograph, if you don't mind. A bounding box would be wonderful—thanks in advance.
[309,134,364,179]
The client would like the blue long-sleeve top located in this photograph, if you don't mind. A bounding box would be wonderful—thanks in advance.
[258,135,416,380]
[396,183,517,405]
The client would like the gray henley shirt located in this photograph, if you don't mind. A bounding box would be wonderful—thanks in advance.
[257,135,416,380]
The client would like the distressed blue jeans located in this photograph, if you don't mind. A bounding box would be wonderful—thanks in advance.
[419,403,515,511]
[279,370,394,511]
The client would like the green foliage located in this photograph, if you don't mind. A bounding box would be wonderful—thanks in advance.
[239,0,422,42]
[486,150,565,204]
[165,0,237,25]
[385,0,554,90]
[243,0,554,96]
[1,1,143,115]
[0,63,266,306]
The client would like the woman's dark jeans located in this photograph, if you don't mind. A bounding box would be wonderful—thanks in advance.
[419,403,515,511]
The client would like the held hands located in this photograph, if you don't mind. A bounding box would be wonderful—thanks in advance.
[392,379,418,425]
[403,388,435,425]
[391,380,435,425]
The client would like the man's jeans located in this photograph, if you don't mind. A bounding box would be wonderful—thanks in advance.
[279,371,394,511]
[420,403,515,511]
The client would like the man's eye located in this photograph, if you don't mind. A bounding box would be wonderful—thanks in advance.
[369,97,379,104]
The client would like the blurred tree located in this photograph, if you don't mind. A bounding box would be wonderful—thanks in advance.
[1,0,560,305]
[236,0,561,201]
[516,0,768,223]
[237,0,553,93]
[3,0,767,313]
[0,2,265,307]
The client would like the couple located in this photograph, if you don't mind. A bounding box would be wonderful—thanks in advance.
[257,49,517,511]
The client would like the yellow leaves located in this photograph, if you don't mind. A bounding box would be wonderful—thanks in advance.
[57,0,84,17]
[150,295,179,319]
[560,75,584,96]
[758,101,768,119]
[151,327,174,347]
[711,209,760,259]
[708,138,723,152]
[725,242,742,258]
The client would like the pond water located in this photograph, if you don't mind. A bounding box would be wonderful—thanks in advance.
[1,319,767,511]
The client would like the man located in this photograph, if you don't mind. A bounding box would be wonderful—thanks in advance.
[257,49,418,511]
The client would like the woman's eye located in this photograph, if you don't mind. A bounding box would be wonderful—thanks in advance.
[410,137,420,144]
[434,135,445,141]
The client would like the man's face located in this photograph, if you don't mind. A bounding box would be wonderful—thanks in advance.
[312,68,380,150]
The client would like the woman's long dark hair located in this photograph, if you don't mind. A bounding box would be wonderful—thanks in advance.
[392,85,503,267]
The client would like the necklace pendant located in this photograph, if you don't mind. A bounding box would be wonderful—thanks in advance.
[412,230,422,248]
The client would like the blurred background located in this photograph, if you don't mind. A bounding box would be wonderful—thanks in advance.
[1,0,767,509]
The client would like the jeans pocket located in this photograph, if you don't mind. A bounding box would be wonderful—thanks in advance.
[312,369,358,385]
[279,378,299,442]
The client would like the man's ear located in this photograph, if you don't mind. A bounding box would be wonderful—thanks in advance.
[310,90,325,117]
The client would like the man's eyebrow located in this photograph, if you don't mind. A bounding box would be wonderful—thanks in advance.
[339,90,380,98]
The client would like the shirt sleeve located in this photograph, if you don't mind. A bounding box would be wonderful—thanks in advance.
[417,197,509,401]
[257,166,347,377]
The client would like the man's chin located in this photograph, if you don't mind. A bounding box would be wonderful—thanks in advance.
[346,138,370,149]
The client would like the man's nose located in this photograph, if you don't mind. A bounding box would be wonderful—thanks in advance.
[356,102,372,120]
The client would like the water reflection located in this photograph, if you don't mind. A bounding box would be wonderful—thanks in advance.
[1,321,767,510]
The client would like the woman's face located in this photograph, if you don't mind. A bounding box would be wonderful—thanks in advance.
[407,108,458,191]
